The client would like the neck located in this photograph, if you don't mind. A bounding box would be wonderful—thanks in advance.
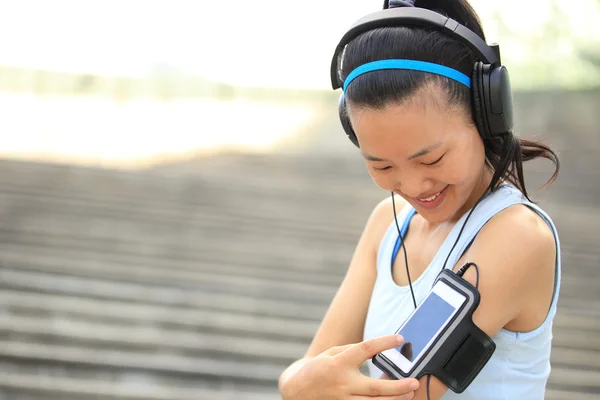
[451,168,494,224]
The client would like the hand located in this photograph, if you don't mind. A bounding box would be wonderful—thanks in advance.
[280,334,420,399]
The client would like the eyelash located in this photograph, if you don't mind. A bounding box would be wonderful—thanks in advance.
[373,166,391,171]
[423,154,445,166]
[372,153,446,171]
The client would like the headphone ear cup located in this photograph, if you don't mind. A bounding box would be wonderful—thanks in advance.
[338,94,360,148]
[471,61,490,140]
[486,65,515,135]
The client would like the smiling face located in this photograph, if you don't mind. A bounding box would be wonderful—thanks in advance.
[348,85,492,224]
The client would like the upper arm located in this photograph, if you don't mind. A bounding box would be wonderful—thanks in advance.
[304,195,405,357]
[414,205,557,399]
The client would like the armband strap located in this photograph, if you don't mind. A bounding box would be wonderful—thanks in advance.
[419,313,495,393]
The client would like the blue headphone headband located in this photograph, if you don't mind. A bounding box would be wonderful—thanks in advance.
[342,59,471,92]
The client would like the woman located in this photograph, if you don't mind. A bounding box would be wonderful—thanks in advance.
[279,0,561,399]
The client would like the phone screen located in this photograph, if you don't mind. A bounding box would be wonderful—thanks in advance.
[381,281,466,373]
[396,292,456,361]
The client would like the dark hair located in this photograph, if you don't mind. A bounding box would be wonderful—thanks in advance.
[340,0,559,201]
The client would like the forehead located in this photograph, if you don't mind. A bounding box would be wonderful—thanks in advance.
[348,99,451,157]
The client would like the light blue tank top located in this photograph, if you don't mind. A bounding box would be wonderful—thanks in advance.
[363,184,561,400]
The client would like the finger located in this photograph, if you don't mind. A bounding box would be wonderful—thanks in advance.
[341,334,404,365]
[322,343,354,357]
[353,376,420,397]
[380,372,391,380]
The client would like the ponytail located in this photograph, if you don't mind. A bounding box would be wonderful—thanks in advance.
[485,133,560,202]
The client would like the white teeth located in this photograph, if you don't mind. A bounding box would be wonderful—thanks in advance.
[420,192,440,202]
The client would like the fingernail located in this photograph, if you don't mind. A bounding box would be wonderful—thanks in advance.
[410,380,419,390]
[396,335,404,343]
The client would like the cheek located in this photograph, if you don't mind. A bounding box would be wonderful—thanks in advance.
[444,161,474,185]
[433,153,481,186]
[365,167,392,191]
[450,145,487,184]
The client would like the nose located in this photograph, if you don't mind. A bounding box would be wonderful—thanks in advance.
[395,172,435,199]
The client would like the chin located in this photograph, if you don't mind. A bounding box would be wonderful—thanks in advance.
[415,206,454,225]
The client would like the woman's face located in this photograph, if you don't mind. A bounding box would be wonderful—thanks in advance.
[348,88,490,224]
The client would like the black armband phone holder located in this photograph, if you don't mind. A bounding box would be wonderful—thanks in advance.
[372,269,496,393]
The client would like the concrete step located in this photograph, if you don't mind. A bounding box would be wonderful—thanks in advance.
[0,156,371,193]
[555,312,600,332]
[0,339,284,385]
[0,290,319,341]
[0,314,306,363]
[1,255,340,304]
[0,226,354,277]
[546,365,600,390]
[0,186,369,245]
[550,347,600,369]
[552,328,600,351]
[0,161,378,211]
[1,244,345,287]
[545,388,600,400]
[0,371,281,400]
[0,268,329,320]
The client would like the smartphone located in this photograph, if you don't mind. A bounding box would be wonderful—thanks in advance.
[373,279,468,377]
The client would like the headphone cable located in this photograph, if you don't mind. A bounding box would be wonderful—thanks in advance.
[440,184,492,273]
[391,192,417,309]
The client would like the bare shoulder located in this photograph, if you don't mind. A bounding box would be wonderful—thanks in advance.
[469,203,556,271]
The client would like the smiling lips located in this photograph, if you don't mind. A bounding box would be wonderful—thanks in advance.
[420,192,442,202]
[415,185,449,209]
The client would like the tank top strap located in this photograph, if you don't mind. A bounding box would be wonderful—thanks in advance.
[390,207,418,266]
[513,201,562,324]
[376,201,414,273]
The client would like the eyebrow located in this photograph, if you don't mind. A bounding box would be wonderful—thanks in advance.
[362,142,442,162]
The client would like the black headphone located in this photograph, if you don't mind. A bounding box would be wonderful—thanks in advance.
[330,1,514,148]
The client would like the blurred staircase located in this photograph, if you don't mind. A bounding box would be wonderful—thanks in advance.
[0,154,598,399]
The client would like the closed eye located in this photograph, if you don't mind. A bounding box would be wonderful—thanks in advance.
[373,165,392,171]
[422,154,445,166]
